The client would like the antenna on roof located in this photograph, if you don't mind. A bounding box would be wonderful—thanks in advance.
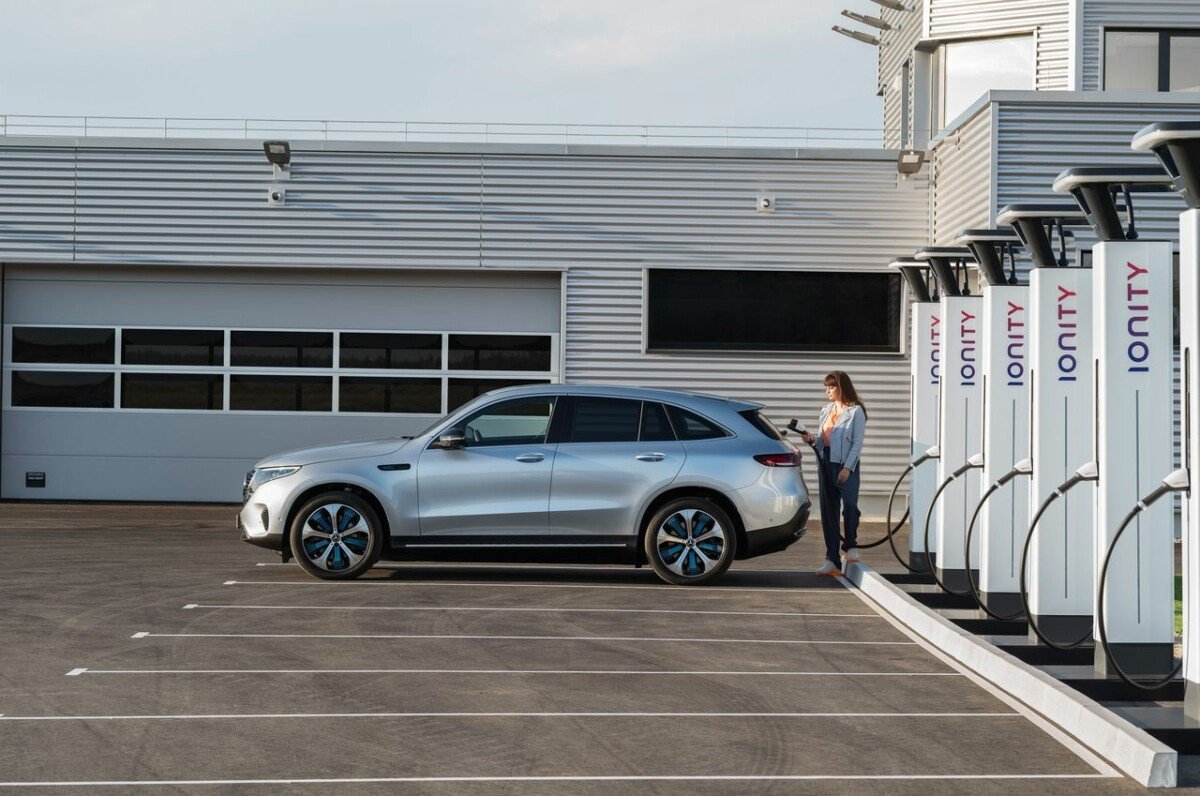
[832,25,881,46]
[841,9,891,30]
[870,0,908,11]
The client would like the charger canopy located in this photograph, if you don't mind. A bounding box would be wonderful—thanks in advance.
[1132,121,1200,209]
[914,246,976,297]
[954,228,1022,287]
[1051,166,1174,242]
[888,257,935,303]
[996,203,1086,269]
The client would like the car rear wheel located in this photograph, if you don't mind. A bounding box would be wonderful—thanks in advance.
[644,498,737,586]
[289,492,383,580]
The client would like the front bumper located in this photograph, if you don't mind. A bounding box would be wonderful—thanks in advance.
[238,512,285,552]
[739,501,810,559]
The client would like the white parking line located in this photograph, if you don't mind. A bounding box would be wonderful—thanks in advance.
[254,561,846,579]
[180,603,880,618]
[66,667,961,677]
[224,579,852,594]
[0,710,1019,721]
[130,631,915,646]
[0,774,1115,787]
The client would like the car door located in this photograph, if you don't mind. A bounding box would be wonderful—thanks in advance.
[548,397,685,537]
[417,395,557,536]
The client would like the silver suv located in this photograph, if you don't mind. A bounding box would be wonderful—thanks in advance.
[239,384,810,585]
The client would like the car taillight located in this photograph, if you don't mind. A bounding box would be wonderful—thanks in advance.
[754,452,802,467]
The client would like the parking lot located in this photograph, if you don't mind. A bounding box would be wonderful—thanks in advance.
[0,503,1147,792]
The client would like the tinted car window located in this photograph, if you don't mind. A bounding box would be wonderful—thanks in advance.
[462,398,554,447]
[666,405,728,441]
[739,409,784,440]
[568,397,641,443]
[640,402,675,442]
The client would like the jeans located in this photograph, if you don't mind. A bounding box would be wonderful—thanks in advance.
[818,457,861,565]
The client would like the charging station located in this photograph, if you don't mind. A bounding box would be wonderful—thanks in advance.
[955,228,1028,615]
[889,257,941,571]
[915,246,981,591]
[1054,166,1178,676]
[998,203,1096,644]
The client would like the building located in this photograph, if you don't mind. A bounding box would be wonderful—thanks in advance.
[2,0,1198,508]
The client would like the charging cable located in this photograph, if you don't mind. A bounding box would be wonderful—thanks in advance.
[963,457,1034,620]
[923,454,986,596]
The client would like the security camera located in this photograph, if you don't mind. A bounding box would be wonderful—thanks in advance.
[267,186,286,206]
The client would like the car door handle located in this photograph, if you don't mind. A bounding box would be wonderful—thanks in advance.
[515,453,545,463]
[636,453,666,462]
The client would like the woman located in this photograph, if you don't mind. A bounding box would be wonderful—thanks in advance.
[801,371,867,576]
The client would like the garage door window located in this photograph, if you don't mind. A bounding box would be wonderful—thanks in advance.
[122,329,224,366]
[231,331,333,368]
[230,375,333,412]
[12,370,114,408]
[121,373,223,410]
[449,334,553,371]
[340,377,442,413]
[340,333,441,369]
[13,327,114,364]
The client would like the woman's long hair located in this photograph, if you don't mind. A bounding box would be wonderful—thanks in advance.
[824,370,867,419]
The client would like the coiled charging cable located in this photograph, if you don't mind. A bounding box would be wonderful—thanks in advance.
[963,457,1034,620]
[1096,467,1190,690]
[922,454,986,596]
[876,445,940,572]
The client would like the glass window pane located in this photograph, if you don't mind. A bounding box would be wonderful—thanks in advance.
[447,378,552,410]
[943,35,1034,125]
[462,398,554,447]
[230,375,331,411]
[568,397,641,443]
[640,402,675,442]
[666,405,727,441]
[13,327,114,364]
[12,370,114,407]
[339,333,442,369]
[121,373,222,410]
[122,329,223,366]
[340,377,441,413]
[448,335,552,371]
[230,331,332,368]
[1171,35,1200,91]
[1105,31,1160,90]
[648,269,902,353]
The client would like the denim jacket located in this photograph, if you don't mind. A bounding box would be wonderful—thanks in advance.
[814,403,866,470]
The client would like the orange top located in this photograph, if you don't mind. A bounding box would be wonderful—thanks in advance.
[822,404,843,447]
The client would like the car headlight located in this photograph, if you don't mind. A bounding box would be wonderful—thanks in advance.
[245,466,302,498]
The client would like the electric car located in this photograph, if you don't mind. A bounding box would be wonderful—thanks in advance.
[239,384,810,585]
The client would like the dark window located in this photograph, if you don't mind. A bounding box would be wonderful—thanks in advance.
[340,333,442,370]
[448,334,552,371]
[666,405,728,440]
[647,269,902,353]
[230,331,333,368]
[447,378,552,410]
[640,402,676,442]
[1104,29,1200,91]
[121,373,222,410]
[739,409,784,440]
[230,375,331,411]
[12,370,114,408]
[567,397,642,443]
[461,398,554,447]
[122,329,223,366]
[13,327,114,364]
[340,377,441,413]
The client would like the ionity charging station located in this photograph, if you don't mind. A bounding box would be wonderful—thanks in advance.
[914,246,981,590]
[888,257,941,571]
[1053,166,1178,677]
[955,227,1029,617]
[998,203,1097,646]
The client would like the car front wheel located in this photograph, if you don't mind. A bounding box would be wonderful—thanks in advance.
[289,492,383,580]
[644,498,737,585]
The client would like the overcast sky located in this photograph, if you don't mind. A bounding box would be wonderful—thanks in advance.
[0,0,882,130]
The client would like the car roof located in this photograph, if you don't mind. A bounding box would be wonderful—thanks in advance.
[482,383,764,412]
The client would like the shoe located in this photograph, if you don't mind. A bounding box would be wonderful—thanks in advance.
[842,548,862,566]
[814,560,842,576]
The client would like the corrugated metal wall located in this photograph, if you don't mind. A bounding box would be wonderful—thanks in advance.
[1081,0,1200,90]
[878,0,925,95]
[928,0,1071,90]
[931,103,994,244]
[884,82,903,149]
[0,140,931,497]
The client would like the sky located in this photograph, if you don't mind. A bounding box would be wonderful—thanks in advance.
[0,0,882,130]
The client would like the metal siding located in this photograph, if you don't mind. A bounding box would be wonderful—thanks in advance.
[884,83,903,149]
[928,0,1072,90]
[931,103,994,244]
[878,0,926,95]
[1081,0,1200,90]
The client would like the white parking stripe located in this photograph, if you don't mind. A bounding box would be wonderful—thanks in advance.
[254,561,847,579]
[0,774,1115,786]
[131,631,915,645]
[67,668,959,677]
[224,579,852,594]
[180,603,880,618]
[0,711,1019,721]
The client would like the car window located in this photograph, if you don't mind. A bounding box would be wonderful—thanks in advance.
[567,397,642,443]
[461,397,554,447]
[665,404,728,440]
[640,402,676,442]
[738,409,784,441]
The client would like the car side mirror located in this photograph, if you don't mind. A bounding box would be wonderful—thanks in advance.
[432,429,466,450]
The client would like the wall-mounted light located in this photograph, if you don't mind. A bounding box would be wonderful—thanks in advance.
[262,140,291,180]
[897,148,926,175]
[832,25,880,46]
[841,9,891,30]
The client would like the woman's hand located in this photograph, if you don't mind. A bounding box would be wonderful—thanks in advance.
[800,430,815,445]
[837,467,851,486]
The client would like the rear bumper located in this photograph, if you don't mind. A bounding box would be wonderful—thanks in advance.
[739,501,810,559]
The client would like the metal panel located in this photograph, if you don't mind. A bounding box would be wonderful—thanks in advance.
[1081,0,1200,90]
[931,103,994,244]
[929,0,1072,90]
[878,0,926,95]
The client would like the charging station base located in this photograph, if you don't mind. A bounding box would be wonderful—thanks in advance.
[1095,643,1177,678]
[936,567,977,593]
[1029,614,1093,646]
[1187,683,1200,720]
[978,591,1024,618]
[909,551,934,571]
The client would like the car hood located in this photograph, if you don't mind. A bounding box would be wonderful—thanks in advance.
[256,437,415,467]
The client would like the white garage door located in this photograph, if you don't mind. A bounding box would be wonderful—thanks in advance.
[2,265,562,501]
